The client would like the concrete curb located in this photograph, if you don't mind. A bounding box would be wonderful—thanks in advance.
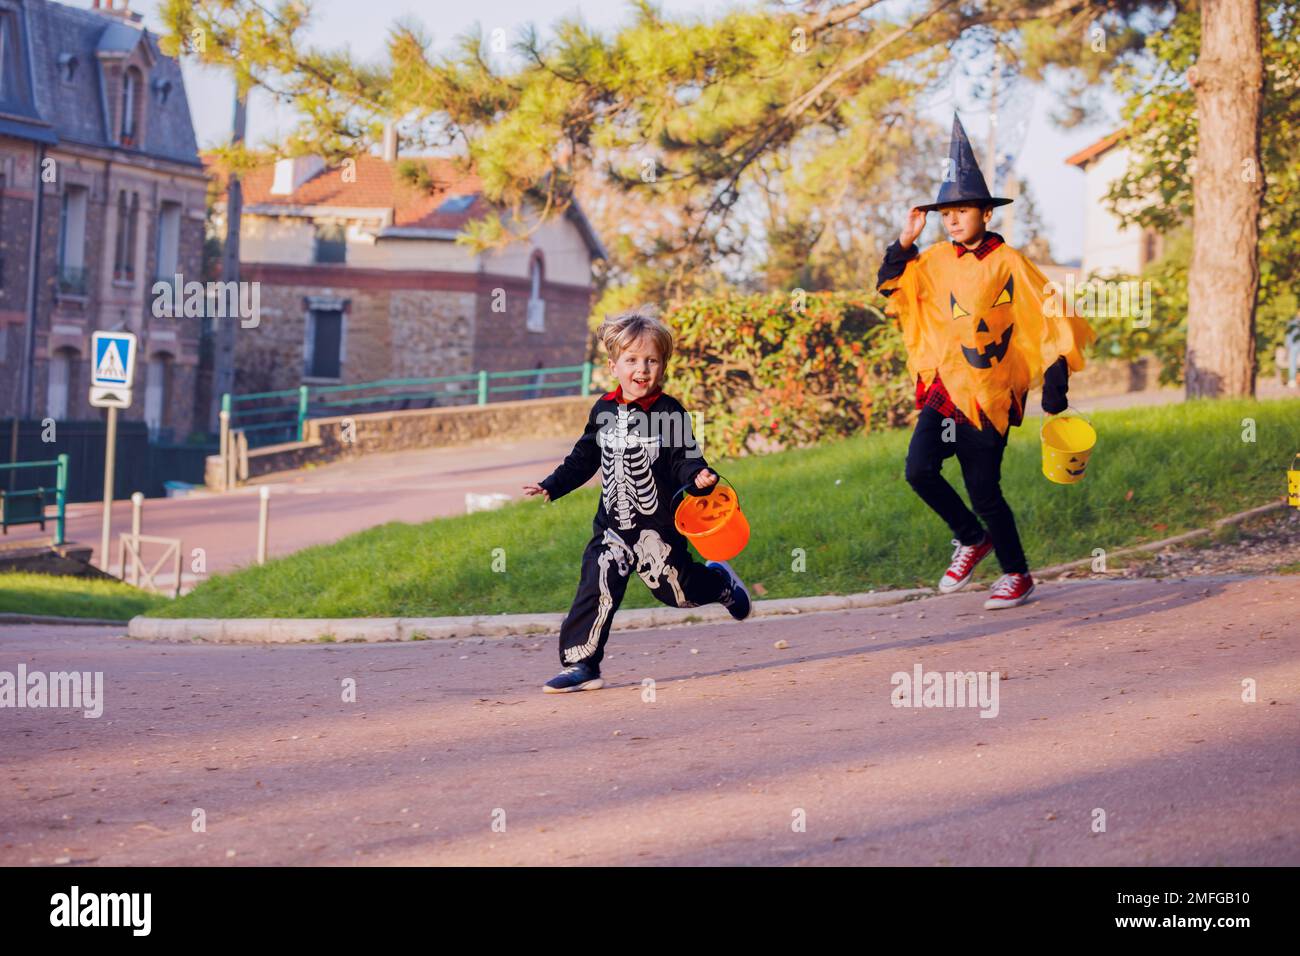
[125,587,934,644]
[122,498,1293,645]
[0,613,130,627]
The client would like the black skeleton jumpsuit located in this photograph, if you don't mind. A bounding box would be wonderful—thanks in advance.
[538,387,731,668]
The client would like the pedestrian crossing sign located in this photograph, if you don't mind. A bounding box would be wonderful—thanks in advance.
[91,331,137,388]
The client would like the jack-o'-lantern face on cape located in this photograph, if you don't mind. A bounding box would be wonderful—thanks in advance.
[950,274,1015,370]
[878,239,1098,436]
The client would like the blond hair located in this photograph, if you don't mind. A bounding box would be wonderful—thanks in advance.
[596,306,674,365]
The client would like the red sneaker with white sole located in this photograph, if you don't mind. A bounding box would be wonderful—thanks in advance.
[938,535,993,594]
[983,573,1036,609]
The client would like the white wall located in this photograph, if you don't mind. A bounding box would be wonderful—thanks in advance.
[1080,146,1145,279]
[480,215,594,286]
[352,235,479,271]
[241,216,318,265]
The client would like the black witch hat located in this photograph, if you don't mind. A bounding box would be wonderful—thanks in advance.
[916,114,1013,212]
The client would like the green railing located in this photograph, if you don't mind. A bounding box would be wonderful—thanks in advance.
[0,454,70,545]
[224,361,594,447]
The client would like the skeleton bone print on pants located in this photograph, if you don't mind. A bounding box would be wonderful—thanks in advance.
[564,529,637,664]
[633,528,691,606]
[598,404,660,530]
[563,528,696,664]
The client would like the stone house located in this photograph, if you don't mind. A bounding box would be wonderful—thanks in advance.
[0,0,207,439]
[211,146,606,399]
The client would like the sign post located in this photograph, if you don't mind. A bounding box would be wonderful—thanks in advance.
[90,331,137,571]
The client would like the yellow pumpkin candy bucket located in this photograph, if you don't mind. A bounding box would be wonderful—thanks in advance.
[1041,408,1097,485]
[673,472,750,561]
[1288,454,1300,508]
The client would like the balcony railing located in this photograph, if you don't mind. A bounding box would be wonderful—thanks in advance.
[57,265,88,295]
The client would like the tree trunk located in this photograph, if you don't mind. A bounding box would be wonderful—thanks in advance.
[209,89,246,432]
[1185,0,1263,398]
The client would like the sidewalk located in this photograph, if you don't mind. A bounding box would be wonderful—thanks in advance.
[3,436,577,588]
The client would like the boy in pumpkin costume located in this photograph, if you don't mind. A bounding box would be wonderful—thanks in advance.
[877,115,1095,608]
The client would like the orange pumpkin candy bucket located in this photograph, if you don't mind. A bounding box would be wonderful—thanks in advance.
[673,472,750,561]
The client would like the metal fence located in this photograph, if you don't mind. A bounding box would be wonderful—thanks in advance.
[0,455,69,545]
[0,420,214,503]
[225,361,594,448]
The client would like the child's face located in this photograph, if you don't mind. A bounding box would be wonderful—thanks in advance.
[940,205,992,245]
[608,333,664,401]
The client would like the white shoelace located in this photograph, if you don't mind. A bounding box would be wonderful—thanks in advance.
[989,574,1022,596]
[949,538,982,572]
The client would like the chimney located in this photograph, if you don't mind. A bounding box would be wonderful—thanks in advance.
[93,0,136,19]
[382,122,399,163]
[270,155,326,196]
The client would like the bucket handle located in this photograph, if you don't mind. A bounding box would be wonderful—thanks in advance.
[1040,403,1093,437]
[673,469,739,511]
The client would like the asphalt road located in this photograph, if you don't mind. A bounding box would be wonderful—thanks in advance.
[2,573,1295,866]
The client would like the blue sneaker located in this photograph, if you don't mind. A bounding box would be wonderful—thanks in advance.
[543,662,604,694]
[707,560,752,621]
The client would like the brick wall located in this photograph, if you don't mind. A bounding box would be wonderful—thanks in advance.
[0,182,33,317]
[0,170,34,418]
[472,275,592,376]
[234,270,480,392]
[29,166,208,437]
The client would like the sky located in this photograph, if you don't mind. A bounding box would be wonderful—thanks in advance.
[132,0,1127,264]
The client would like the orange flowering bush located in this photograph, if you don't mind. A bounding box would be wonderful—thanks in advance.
[665,291,912,456]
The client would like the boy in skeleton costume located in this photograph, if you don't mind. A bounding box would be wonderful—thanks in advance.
[877,115,1095,609]
[524,309,752,693]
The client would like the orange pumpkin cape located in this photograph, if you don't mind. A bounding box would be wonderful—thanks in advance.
[880,241,1096,435]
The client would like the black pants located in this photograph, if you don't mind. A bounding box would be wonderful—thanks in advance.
[904,406,1028,574]
[558,524,729,668]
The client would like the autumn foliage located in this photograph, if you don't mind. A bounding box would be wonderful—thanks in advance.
[661,291,912,457]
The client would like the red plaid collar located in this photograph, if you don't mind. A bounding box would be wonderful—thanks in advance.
[953,231,1004,260]
[917,372,1023,428]
[602,383,663,411]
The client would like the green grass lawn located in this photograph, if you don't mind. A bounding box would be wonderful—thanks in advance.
[0,572,168,621]
[147,397,1300,619]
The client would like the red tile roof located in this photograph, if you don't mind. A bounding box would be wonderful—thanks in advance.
[202,152,606,258]
[202,154,486,229]
[1064,111,1161,169]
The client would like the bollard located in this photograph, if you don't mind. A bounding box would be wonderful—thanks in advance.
[218,407,231,492]
[99,406,118,572]
[257,485,270,565]
[227,431,238,490]
[130,491,144,585]
[297,385,310,441]
[54,454,69,547]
